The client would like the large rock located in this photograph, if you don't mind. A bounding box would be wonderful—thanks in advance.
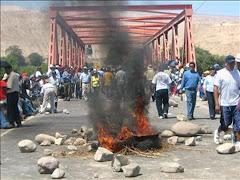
[161,130,175,137]
[176,114,187,121]
[160,162,184,173]
[18,140,37,153]
[51,168,65,179]
[74,138,86,146]
[198,125,212,134]
[83,128,94,141]
[111,154,130,172]
[44,149,53,156]
[167,136,178,145]
[94,147,113,162]
[71,129,78,134]
[169,99,178,107]
[35,134,56,144]
[185,137,196,146]
[171,122,200,136]
[41,140,51,146]
[64,137,76,145]
[37,157,59,174]
[216,143,235,154]
[80,126,88,133]
[196,136,202,141]
[177,137,185,143]
[122,163,140,177]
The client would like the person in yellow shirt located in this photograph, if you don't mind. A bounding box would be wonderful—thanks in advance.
[103,67,114,100]
[91,69,101,95]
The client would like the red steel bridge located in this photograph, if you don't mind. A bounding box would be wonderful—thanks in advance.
[48,4,195,68]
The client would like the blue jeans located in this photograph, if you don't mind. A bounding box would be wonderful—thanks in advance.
[185,89,197,119]
[206,91,215,118]
[219,106,240,132]
[0,109,9,128]
[20,98,35,116]
[199,88,204,99]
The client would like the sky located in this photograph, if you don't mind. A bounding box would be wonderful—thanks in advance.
[1,1,240,17]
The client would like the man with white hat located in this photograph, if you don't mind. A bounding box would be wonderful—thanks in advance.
[236,53,240,71]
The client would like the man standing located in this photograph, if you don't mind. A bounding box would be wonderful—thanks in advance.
[62,67,72,101]
[115,66,126,99]
[40,78,55,114]
[180,62,201,120]
[80,67,91,101]
[4,65,22,127]
[151,66,172,119]
[203,67,217,119]
[50,71,59,113]
[103,67,114,100]
[145,65,155,101]
[213,55,240,145]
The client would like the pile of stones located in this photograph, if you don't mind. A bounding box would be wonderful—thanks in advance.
[94,147,141,178]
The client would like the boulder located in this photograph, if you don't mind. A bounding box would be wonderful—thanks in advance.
[196,136,202,141]
[176,114,187,121]
[122,163,140,177]
[171,122,200,136]
[169,99,178,107]
[74,138,86,146]
[161,130,175,137]
[80,126,88,133]
[55,138,64,145]
[37,156,59,174]
[83,129,94,141]
[93,173,99,178]
[185,137,196,146]
[167,136,178,145]
[223,134,232,141]
[67,145,78,151]
[18,140,37,153]
[177,137,185,143]
[64,137,76,145]
[94,147,113,162]
[216,143,235,154]
[51,168,65,179]
[41,140,51,146]
[160,162,184,173]
[35,134,56,144]
[198,125,212,134]
[111,154,130,172]
[44,149,53,156]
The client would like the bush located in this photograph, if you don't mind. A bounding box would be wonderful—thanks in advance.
[18,66,37,76]
[28,53,44,66]
[5,45,26,66]
[41,63,48,73]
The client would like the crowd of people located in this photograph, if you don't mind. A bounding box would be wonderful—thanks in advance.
[150,54,240,146]
[0,54,239,147]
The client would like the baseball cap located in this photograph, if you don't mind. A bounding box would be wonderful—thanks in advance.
[225,55,235,63]
[209,66,215,70]
[236,53,240,62]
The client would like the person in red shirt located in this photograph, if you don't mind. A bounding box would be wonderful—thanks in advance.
[0,75,14,129]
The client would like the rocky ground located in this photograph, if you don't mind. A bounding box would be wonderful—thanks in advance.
[1,97,239,180]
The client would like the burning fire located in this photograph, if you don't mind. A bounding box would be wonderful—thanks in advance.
[98,97,157,151]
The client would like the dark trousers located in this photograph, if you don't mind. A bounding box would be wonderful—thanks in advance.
[185,89,197,119]
[155,89,169,116]
[7,91,21,125]
[64,83,71,100]
[206,91,215,118]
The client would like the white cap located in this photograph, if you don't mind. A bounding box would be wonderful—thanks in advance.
[236,53,240,62]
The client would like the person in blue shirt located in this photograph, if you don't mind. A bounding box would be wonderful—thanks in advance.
[179,62,201,120]
[203,67,216,119]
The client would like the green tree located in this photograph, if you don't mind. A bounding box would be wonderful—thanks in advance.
[28,53,44,66]
[5,45,26,66]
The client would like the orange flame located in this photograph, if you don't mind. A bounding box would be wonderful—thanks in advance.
[98,97,157,151]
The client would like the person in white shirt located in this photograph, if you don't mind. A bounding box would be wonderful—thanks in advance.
[39,78,55,114]
[203,66,216,119]
[49,71,59,113]
[213,55,240,145]
[151,66,172,119]
[35,67,42,78]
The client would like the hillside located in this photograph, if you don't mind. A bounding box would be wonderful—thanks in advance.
[1,6,240,59]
